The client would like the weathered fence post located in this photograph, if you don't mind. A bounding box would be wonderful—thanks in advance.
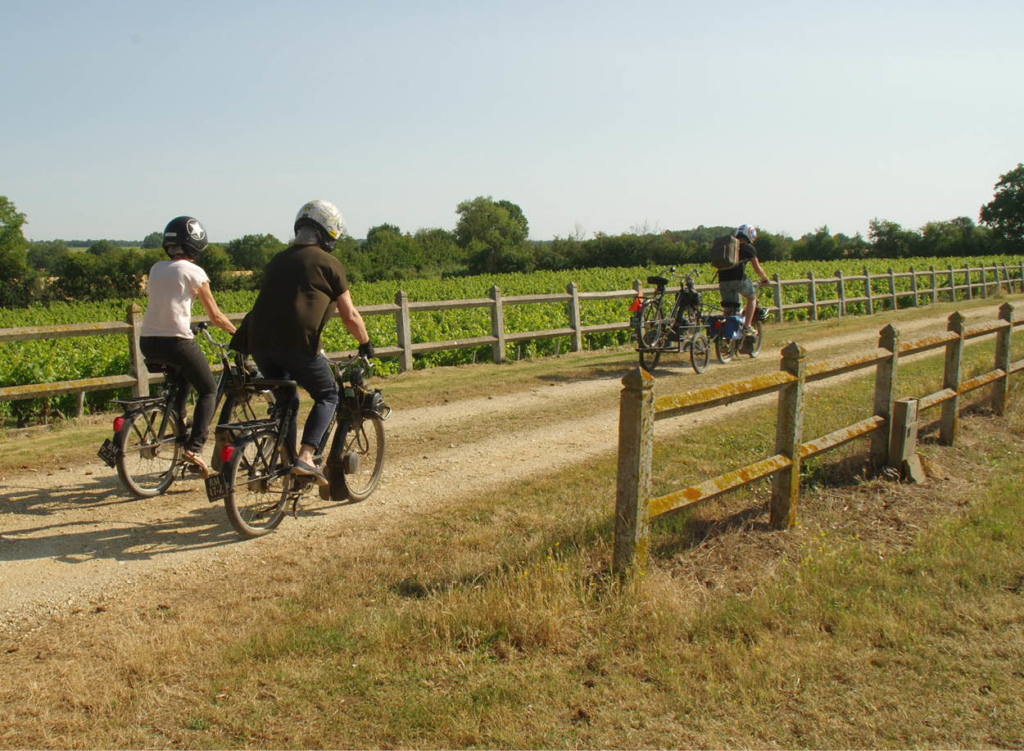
[772,273,783,323]
[567,282,583,353]
[930,265,938,305]
[836,270,846,317]
[1019,260,1024,293]
[965,267,973,301]
[993,302,1015,416]
[613,368,655,576]
[864,267,874,316]
[771,343,806,530]
[910,267,918,307]
[808,271,818,321]
[888,267,897,310]
[940,311,966,445]
[948,266,956,302]
[889,398,922,481]
[394,290,413,372]
[490,285,506,365]
[126,303,149,397]
[872,324,900,468]
[980,266,988,300]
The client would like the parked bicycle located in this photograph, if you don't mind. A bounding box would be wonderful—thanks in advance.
[204,353,390,539]
[97,323,273,498]
[632,267,711,374]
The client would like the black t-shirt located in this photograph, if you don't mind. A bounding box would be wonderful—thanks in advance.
[717,241,757,282]
[238,245,349,355]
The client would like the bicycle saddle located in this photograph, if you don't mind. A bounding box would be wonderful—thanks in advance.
[647,276,669,286]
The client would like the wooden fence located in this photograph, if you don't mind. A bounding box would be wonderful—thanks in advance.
[1,262,1022,407]
[613,303,1024,575]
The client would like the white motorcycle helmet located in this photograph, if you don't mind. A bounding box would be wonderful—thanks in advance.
[735,224,758,243]
[294,200,346,251]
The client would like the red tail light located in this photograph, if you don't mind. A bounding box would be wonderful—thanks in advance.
[628,296,642,312]
[113,416,125,432]
[220,445,234,464]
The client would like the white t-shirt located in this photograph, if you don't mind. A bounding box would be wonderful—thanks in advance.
[140,259,210,339]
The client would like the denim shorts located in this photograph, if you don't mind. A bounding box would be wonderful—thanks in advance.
[719,278,755,306]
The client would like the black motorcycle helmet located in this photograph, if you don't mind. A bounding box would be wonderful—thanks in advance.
[162,215,209,259]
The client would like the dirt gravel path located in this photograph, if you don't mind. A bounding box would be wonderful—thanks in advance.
[0,301,1014,640]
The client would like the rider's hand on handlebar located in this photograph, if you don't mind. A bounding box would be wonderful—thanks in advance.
[358,340,375,359]
[758,278,771,288]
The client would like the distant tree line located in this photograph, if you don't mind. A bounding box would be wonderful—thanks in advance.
[1,163,1022,308]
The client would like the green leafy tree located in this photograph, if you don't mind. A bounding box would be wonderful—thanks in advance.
[87,239,118,256]
[919,217,987,257]
[364,223,418,280]
[455,196,533,274]
[0,196,37,306]
[197,243,233,289]
[140,231,164,249]
[980,163,1024,244]
[224,233,284,276]
[412,227,464,276]
[868,219,919,258]
[27,240,70,272]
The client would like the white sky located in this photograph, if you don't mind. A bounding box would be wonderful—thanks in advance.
[2,0,1022,243]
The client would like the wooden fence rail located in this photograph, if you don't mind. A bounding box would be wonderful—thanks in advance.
[613,303,1023,575]
[1,263,1022,407]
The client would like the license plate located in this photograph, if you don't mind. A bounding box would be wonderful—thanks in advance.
[97,438,118,468]
[204,473,229,502]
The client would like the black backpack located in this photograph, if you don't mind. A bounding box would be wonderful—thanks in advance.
[710,235,740,270]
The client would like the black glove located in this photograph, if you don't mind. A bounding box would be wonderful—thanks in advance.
[358,340,375,359]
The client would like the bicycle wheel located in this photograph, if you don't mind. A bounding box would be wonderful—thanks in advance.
[690,332,710,374]
[715,336,740,364]
[334,413,386,502]
[116,404,181,498]
[637,298,665,347]
[637,299,665,372]
[224,431,289,538]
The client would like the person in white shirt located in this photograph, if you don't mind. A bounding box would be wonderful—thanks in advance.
[139,215,235,477]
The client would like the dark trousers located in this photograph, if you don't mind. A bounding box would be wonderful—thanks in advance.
[139,336,217,454]
[251,350,338,456]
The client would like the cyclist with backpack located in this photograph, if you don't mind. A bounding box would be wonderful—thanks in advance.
[230,200,373,487]
[714,224,770,337]
[139,216,237,478]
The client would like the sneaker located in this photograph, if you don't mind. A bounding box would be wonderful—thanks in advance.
[743,325,757,337]
[182,450,212,479]
[291,459,329,487]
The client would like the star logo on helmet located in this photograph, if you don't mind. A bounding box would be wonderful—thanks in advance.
[187,220,206,241]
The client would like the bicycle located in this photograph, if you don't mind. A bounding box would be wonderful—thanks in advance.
[704,281,770,364]
[632,267,711,374]
[97,323,273,498]
[204,353,390,539]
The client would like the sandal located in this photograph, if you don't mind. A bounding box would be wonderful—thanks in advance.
[183,450,212,479]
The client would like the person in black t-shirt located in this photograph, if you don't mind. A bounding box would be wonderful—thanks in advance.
[231,200,373,486]
[717,224,769,337]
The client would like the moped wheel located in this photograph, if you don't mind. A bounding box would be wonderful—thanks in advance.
[116,404,181,498]
[690,333,710,374]
[747,320,764,358]
[336,413,386,502]
[224,431,289,538]
[715,336,740,364]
